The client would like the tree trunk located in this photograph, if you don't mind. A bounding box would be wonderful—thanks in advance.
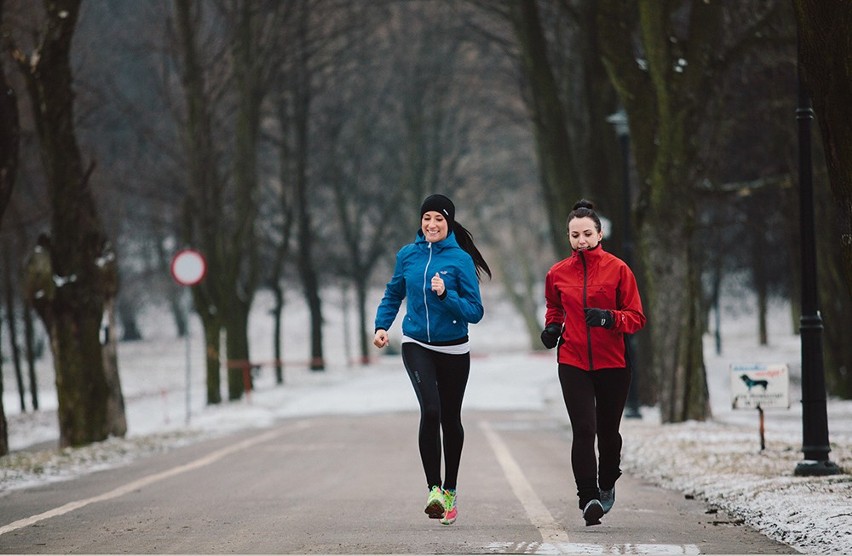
[751,232,769,346]
[793,1,852,299]
[507,0,580,252]
[200,314,222,405]
[0,0,17,223]
[225,299,251,400]
[174,0,224,403]
[14,1,123,446]
[118,297,143,341]
[597,0,723,422]
[355,277,370,364]
[294,7,324,372]
[3,246,26,412]
[271,284,284,384]
[816,161,852,398]
[0,0,19,456]
[102,297,127,437]
[222,0,263,399]
[23,303,38,410]
[0,325,7,456]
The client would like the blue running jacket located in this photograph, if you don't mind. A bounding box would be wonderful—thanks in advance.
[375,230,484,344]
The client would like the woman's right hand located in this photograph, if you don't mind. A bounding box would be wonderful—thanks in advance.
[373,329,389,348]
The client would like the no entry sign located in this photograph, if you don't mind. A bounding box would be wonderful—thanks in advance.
[170,249,207,286]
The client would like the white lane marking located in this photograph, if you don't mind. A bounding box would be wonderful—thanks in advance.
[480,420,571,544]
[0,423,306,537]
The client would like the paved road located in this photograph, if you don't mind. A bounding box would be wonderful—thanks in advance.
[0,410,794,554]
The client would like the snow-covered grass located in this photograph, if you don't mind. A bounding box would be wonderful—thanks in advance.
[2,286,850,554]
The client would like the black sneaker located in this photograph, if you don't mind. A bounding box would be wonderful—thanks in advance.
[600,487,615,514]
[582,499,604,526]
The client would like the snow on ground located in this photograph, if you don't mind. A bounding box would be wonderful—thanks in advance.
[1,285,850,554]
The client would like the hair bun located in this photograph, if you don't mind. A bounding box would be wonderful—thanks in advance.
[572,199,595,211]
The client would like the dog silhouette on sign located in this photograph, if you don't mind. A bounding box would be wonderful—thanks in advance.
[740,374,769,392]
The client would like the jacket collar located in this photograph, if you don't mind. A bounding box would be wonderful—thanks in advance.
[572,243,606,262]
[415,229,458,251]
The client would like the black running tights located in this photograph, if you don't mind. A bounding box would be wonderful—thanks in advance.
[402,343,470,491]
[558,364,631,508]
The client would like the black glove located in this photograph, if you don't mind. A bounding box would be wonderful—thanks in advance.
[584,308,614,329]
[540,323,562,349]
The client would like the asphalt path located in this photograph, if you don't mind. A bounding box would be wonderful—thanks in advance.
[0,410,795,554]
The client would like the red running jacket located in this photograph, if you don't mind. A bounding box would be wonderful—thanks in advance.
[544,245,646,371]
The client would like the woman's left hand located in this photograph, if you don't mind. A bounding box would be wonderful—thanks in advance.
[431,272,445,296]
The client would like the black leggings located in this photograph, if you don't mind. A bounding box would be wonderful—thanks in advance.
[558,364,631,508]
[401,343,470,491]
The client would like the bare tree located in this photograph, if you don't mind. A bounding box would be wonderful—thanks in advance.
[595,1,794,422]
[0,0,17,456]
[171,0,287,399]
[7,0,125,446]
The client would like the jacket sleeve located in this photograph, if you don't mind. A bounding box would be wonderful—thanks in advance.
[612,263,646,334]
[441,254,484,324]
[374,249,406,331]
[544,268,565,326]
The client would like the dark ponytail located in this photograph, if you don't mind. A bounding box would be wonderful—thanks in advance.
[452,221,491,281]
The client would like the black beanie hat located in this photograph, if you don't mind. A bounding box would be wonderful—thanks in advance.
[420,194,455,229]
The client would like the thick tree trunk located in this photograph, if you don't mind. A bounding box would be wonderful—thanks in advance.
[507,0,580,252]
[201,315,222,405]
[14,0,123,446]
[596,0,722,422]
[0,0,19,456]
[793,1,852,299]
[793,1,852,399]
[225,300,251,400]
[0,3,16,223]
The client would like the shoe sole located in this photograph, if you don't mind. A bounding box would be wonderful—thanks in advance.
[584,502,604,526]
[440,510,457,525]
[425,500,444,519]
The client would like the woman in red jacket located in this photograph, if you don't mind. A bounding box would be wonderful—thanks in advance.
[541,199,646,526]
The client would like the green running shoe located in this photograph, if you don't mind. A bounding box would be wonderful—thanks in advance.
[600,487,615,514]
[441,489,457,525]
[424,485,445,519]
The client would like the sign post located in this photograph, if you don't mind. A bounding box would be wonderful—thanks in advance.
[730,363,790,451]
[170,249,207,424]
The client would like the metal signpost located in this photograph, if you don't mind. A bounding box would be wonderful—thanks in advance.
[170,249,207,424]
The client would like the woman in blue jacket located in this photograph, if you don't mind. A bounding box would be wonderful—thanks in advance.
[374,194,490,526]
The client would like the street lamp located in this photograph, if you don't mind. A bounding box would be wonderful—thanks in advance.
[794,58,839,476]
[607,108,641,419]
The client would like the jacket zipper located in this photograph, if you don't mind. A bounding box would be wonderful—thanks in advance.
[580,250,594,370]
[423,243,433,342]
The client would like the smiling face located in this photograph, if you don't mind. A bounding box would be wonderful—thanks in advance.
[421,211,449,243]
[567,216,602,251]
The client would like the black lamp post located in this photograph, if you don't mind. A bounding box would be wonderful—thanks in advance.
[794,60,839,476]
[607,108,641,419]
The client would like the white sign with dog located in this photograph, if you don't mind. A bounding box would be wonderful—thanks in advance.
[730,363,790,409]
